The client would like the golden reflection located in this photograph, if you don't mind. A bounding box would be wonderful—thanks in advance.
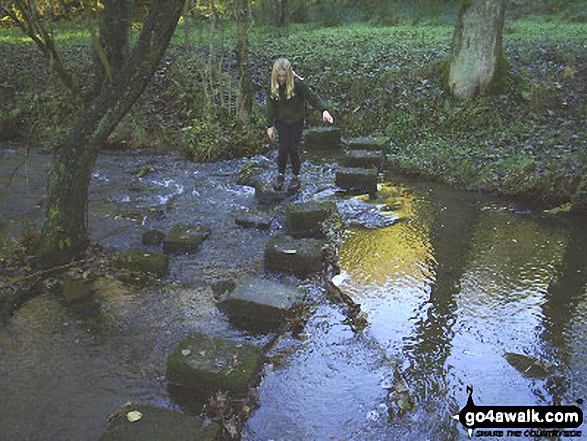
[337,183,434,300]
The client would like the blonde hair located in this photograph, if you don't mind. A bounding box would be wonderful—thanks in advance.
[270,58,301,100]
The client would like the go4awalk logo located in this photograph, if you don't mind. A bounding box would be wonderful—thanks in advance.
[453,386,584,438]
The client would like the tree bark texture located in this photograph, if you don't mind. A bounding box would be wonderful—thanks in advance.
[448,0,505,98]
[36,0,185,267]
[94,0,133,91]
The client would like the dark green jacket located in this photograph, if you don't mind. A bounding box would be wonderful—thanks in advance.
[266,78,328,127]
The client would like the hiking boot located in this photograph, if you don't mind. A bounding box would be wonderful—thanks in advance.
[273,173,285,191]
[288,175,301,193]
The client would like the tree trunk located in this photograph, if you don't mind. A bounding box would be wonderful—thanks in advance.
[93,0,133,97]
[236,0,253,121]
[448,0,505,98]
[35,0,185,267]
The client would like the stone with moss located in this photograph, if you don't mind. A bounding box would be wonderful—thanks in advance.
[142,229,165,246]
[286,201,338,239]
[345,137,384,151]
[264,235,325,277]
[303,126,341,150]
[218,276,305,330]
[335,167,378,194]
[163,224,211,253]
[116,248,169,276]
[99,402,221,441]
[166,332,264,393]
[342,149,385,171]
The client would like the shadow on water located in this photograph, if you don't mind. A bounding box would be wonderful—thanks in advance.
[0,145,586,440]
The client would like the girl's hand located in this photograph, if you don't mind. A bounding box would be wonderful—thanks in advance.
[267,126,275,140]
[323,110,334,124]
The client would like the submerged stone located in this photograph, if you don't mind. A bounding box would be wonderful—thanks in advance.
[504,352,556,379]
[163,224,211,253]
[166,332,264,393]
[218,276,305,330]
[264,235,325,277]
[116,248,169,276]
[99,402,221,441]
[335,167,378,194]
[286,201,338,239]
[304,126,342,150]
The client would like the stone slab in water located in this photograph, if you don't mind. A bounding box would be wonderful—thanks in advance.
[304,126,342,150]
[234,212,273,230]
[254,180,288,205]
[116,248,169,276]
[286,200,338,239]
[142,229,165,246]
[346,137,384,151]
[335,167,378,194]
[219,275,305,329]
[342,149,386,171]
[99,402,221,441]
[163,223,211,253]
[264,235,325,277]
[166,332,264,393]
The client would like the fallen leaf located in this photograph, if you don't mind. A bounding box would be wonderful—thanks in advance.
[126,410,143,422]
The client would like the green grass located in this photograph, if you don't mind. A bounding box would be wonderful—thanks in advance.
[0,14,585,208]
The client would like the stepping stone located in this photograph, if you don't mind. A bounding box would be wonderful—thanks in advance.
[286,201,338,239]
[346,137,385,151]
[99,403,221,441]
[234,212,272,230]
[254,180,288,205]
[166,332,264,393]
[163,224,211,253]
[342,149,386,171]
[142,229,165,246]
[116,248,169,276]
[304,126,342,150]
[264,235,325,277]
[218,276,305,330]
[335,167,378,194]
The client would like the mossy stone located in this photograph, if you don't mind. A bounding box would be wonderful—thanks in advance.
[163,224,211,253]
[286,201,338,239]
[264,235,325,277]
[116,248,169,276]
[142,229,165,246]
[99,403,221,441]
[219,276,305,330]
[166,332,264,393]
[342,149,385,171]
[304,126,341,150]
[335,167,378,194]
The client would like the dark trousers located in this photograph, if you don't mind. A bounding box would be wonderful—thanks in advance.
[276,120,304,176]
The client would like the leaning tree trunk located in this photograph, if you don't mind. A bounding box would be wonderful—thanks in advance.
[35,0,185,267]
[448,0,505,98]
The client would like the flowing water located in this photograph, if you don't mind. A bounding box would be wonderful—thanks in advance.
[0,145,585,440]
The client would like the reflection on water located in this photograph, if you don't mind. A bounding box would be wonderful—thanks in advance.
[334,177,587,438]
[1,147,586,440]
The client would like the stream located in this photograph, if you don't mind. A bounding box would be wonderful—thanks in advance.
[0,144,585,440]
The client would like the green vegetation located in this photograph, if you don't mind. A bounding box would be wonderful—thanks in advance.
[0,5,585,209]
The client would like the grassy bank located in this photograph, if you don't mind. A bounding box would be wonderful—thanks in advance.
[0,14,585,209]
